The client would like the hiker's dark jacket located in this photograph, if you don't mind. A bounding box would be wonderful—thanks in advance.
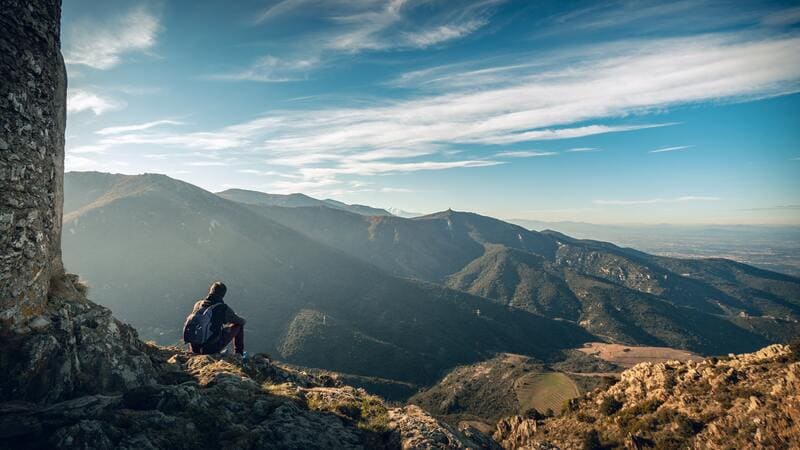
[191,294,246,345]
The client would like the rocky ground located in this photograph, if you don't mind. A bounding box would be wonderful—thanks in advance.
[493,342,800,449]
[0,275,491,449]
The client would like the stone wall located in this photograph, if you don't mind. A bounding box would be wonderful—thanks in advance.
[0,0,66,332]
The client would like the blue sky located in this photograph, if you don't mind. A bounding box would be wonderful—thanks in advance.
[62,0,800,224]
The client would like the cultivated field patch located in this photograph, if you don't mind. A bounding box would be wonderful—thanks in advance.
[514,372,580,415]
[577,342,702,368]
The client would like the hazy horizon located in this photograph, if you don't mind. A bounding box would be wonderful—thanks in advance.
[62,0,800,225]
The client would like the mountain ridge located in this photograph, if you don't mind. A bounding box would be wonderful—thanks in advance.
[62,171,592,385]
[212,186,800,355]
[64,171,800,363]
[216,186,393,216]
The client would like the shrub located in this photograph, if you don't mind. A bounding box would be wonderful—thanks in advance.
[617,399,663,434]
[562,398,579,415]
[359,396,390,432]
[523,408,545,420]
[674,414,704,437]
[581,429,602,450]
[599,396,623,416]
[788,336,800,362]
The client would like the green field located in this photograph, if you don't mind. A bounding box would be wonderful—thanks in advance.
[514,372,580,415]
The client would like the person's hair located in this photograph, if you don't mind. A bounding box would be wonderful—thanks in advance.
[208,281,227,299]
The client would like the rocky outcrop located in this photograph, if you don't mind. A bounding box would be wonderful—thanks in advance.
[493,344,800,449]
[0,275,158,403]
[1,0,67,331]
[389,405,484,449]
[1,336,493,449]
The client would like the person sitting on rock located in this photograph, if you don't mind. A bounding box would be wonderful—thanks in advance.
[184,281,246,355]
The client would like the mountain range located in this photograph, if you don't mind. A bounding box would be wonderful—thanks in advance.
[62,171,589,386]
[509,219,800,277]
[62,171,800,388]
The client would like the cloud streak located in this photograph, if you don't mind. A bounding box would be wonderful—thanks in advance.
[96,120,184,135]
[649,145,693,153]
[495,151,558,158]
[565,147,602,153]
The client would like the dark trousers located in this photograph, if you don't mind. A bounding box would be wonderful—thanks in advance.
[192,324,244,355]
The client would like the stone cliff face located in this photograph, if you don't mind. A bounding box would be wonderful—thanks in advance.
[493,344,800,449]
[1,0,67,333]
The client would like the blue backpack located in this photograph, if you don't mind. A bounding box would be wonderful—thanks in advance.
[182,303,223,346]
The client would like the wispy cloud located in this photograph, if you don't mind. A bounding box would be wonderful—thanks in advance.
[565,147,602,153]
[207,56,320,83]
[215,0,501,82]
[297,160,503,177]
[74,32,800,196]
[400,18,488,48]
[186,161,235,167]
[64,6,160,70]
[314,0,498,52]
[594,196,721,205]
[185,34,800,159]
[96,120,184,135]
[236,169,301,178]
[475,124,675,145]
[541,0,788,37]
[67,89,125,115]
[649,145,693,153]
[495,151,558,158]
[142,154,171,160]
[67,144,111,155]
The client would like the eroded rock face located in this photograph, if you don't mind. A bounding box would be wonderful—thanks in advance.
[0,0,66,332]
[389,405,484,449]
[0,275,158,403]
